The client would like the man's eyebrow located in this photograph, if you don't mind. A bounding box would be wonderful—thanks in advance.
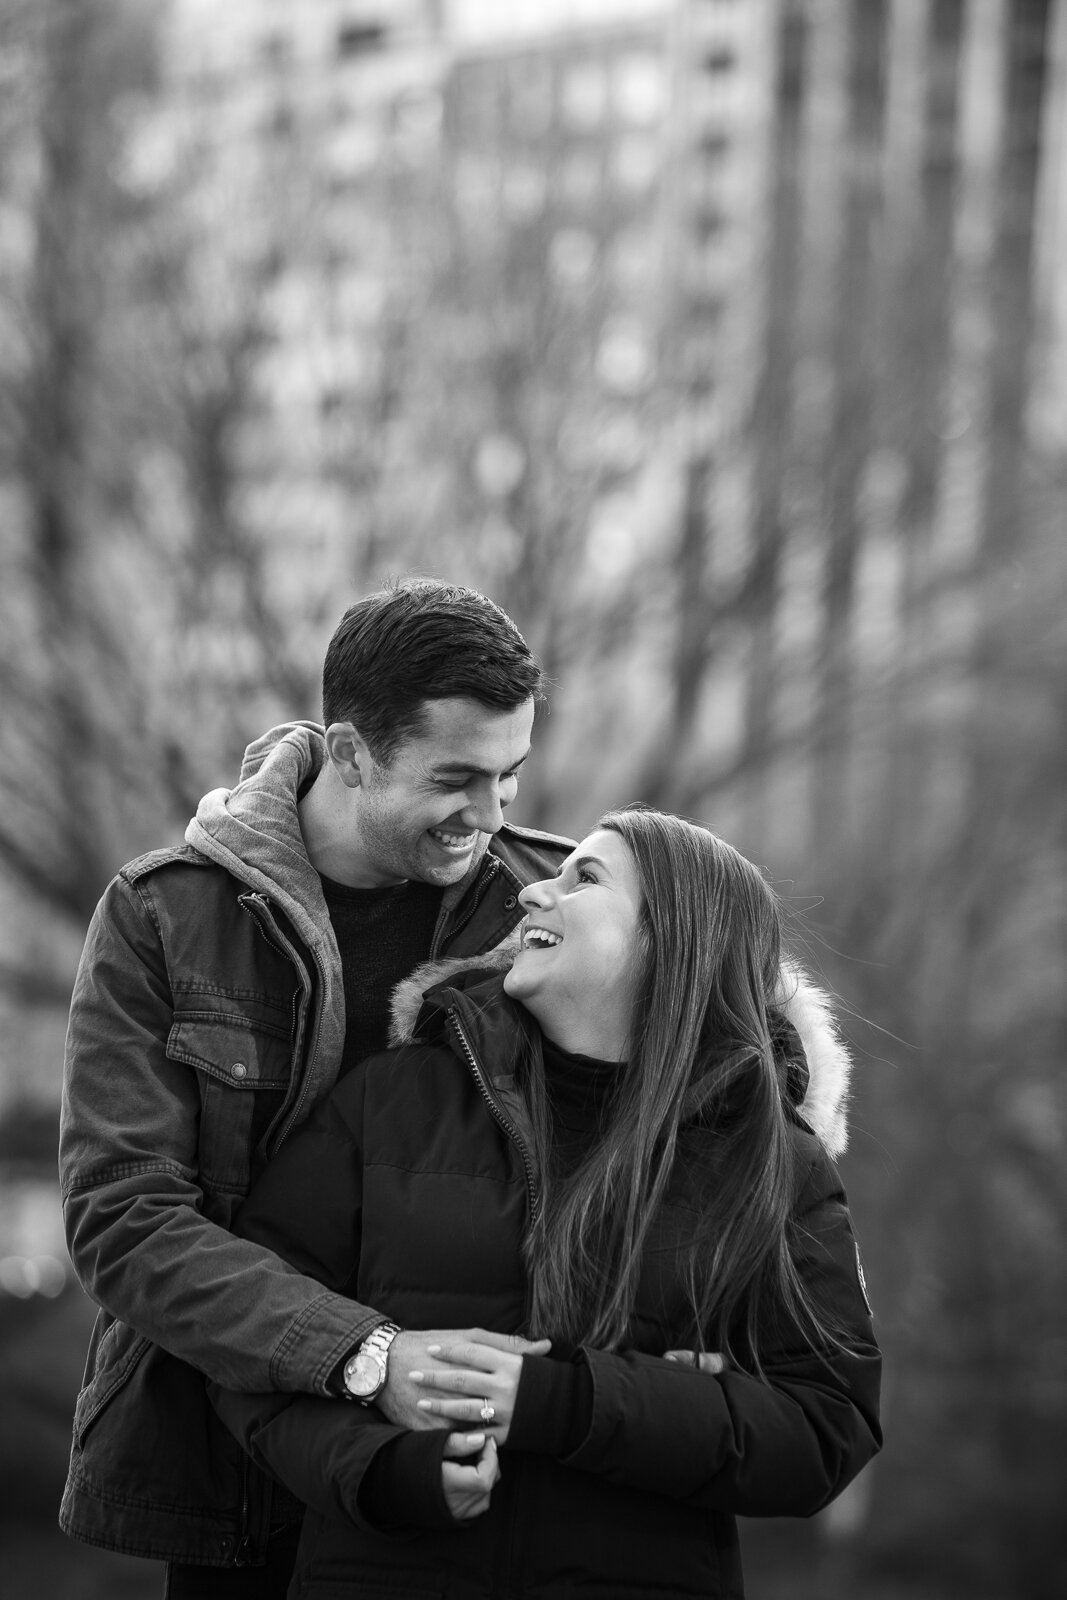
[431,750,531,778]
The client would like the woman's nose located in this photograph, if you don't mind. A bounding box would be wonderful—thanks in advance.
[519,877,553,910]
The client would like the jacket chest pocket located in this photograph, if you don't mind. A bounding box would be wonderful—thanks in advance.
[167,1012,292,1195]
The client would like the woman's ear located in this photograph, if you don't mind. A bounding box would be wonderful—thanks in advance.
[324,722,369,789]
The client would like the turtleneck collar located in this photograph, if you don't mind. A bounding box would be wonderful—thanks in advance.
[541,1034,622,1152]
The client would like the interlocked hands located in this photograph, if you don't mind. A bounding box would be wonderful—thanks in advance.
[381,1327,725,1523]
[380,1327,552,1437]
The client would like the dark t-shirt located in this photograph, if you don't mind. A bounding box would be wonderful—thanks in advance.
[320,874,443,1073]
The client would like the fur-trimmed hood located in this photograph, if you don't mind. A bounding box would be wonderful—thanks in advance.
[390,948,852,1158]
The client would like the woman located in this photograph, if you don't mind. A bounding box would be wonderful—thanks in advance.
[214,806,881,1598]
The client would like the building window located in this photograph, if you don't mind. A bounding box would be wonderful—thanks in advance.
[509,56,554,136]
[562,61,609,128]
[613,52,665,125]
[702,46,737,75]
[612,133,659,193]
[562,149,604,207]
[337,22,386,58]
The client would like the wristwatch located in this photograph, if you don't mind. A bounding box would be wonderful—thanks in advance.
[342,1321,402,1404]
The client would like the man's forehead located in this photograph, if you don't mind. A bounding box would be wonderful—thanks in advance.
[406,695,535,766]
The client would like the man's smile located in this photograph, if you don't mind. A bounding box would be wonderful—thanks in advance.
[427,825,476,851]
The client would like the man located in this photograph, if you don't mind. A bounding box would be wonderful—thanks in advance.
[59,579,573,1597]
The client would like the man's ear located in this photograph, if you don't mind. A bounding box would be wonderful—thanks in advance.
[324,722,370,789]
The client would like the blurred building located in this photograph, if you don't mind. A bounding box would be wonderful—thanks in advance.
[127,0,795,617]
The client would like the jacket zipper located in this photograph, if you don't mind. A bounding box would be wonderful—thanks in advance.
[240,893,324,1151]
[232,1454,253,1566]
[449,1008,541,1227]
[240,895,305,1050]
[429,857,501,959]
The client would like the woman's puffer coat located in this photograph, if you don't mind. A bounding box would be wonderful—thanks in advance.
[213,959,881,1599]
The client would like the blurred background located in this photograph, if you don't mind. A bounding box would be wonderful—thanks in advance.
[0,0,1063,1595]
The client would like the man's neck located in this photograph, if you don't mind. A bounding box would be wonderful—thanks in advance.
[297,766,404,889]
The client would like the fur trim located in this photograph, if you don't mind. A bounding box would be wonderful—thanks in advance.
[388,947,852,1157]
[388,942,518,1048]
[775,962,852,1157]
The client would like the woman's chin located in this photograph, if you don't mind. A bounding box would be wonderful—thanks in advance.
[503,953,537,998]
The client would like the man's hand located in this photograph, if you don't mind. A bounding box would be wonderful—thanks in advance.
[380,1329,552,1431]
[441,1431,499,1520]
[663,1350,726,1373]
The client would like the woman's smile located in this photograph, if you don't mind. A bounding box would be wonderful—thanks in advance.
[504,828,643,1059]
[520,921,563,950]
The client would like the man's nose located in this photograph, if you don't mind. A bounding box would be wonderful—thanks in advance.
[459,783,504,835]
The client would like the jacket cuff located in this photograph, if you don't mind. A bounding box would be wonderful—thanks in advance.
[357,1431,454,1531]
[507,1353,593,1456]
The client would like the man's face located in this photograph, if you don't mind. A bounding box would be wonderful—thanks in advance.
[352,696,536,887]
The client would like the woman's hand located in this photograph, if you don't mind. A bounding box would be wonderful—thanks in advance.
[663,1350,726,1373]
[441,1431,500,1521]
[381,1328,550,1431]
[409,1329,551,1445]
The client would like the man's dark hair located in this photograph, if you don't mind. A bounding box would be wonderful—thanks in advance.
[322,578,545,762]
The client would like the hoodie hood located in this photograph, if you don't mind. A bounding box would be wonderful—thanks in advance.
[185,722,348,1109]
[186,722,332,955]
[390,949,852,1158]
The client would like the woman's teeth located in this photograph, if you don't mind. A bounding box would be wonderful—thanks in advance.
[523,926,562,950]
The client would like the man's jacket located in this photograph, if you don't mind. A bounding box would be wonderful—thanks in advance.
[212,962,881,1599]
[58,721,572,1567]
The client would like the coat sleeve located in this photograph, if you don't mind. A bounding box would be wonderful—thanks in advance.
[208,1384,445,1534]
[208,1072,455,1533]
[59,874,375,1394]
[563,1155,882,1517]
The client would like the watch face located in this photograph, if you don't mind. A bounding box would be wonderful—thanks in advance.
[345,1351,382,1398]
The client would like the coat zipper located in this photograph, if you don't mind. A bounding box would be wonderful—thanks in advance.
[449,1007,541,1227]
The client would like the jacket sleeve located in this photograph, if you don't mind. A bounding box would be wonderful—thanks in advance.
[59,874,376,1394]
[563,1155,882,1517]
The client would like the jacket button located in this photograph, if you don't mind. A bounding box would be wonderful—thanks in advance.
[230,1062,247,1079]
[503,895,517,910]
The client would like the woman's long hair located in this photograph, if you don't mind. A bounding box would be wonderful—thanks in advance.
[520,805,828,1372]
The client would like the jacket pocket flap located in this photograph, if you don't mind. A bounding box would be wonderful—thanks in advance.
[167,1015,290,1087]
[74,1323,152,1444]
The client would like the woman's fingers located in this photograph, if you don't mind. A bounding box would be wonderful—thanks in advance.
[441,1437,500,1521]
[417,1395,497,1422]
[410,1340,525,1447]
[443,1431,485,1458]
[425,1333,549,1367]
[663,1350,726,1373]
[460,1328,552,1356]
[424,1340,521,1372]
[410,1351,520,1394]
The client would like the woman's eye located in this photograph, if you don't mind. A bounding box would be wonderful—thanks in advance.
[577,868,597,885]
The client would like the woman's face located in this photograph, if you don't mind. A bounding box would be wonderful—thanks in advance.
[503,827,644,1060]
